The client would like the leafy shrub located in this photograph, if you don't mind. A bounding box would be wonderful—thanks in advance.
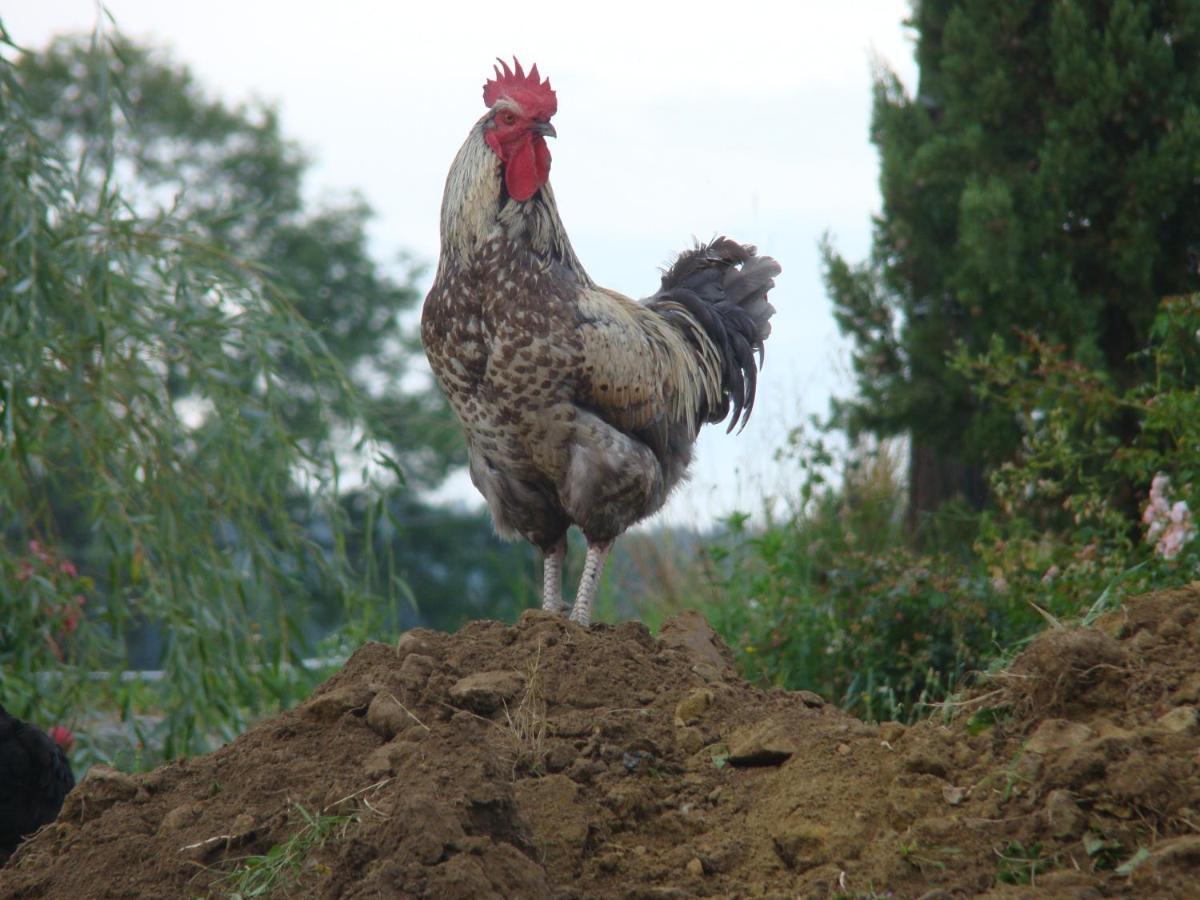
[962,293,1200,616]
[695,439,1002,722]
[673,296,1200,722]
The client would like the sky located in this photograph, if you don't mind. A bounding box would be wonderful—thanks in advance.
[6,0,918,528]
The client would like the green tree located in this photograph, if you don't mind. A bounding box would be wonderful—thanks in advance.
[823,0,1200,527]
[2,28,536,765]
[16,32,463,485]
[10,31,510,654]
[0,22,402,762]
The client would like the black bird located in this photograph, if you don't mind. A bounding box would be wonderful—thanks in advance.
[0,705,75,865]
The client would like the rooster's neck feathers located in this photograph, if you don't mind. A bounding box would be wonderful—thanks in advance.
[438,119,590,284]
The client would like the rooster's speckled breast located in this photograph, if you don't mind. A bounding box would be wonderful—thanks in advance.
[420,244,584,545]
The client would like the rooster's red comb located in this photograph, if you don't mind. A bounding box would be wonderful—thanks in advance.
[483,58,557,120]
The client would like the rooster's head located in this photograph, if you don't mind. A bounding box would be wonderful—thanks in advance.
[482,58,557,202]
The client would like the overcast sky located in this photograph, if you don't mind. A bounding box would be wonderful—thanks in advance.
[7,1,918,528]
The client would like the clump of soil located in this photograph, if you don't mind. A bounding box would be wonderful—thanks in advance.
[3,590,1199,898]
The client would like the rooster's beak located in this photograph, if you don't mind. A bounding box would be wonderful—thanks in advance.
[531,121,557,139]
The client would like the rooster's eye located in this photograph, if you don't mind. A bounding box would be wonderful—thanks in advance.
[501,112,516,125]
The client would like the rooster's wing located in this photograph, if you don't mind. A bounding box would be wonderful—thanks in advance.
[571,287,720,439]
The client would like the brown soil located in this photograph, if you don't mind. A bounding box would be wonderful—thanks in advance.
[3,588,1199,899]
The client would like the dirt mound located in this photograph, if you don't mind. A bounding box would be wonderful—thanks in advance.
[3,589,1199,898]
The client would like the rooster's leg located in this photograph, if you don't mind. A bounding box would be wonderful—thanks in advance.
[542,539,567,614]
[569,541,612,627]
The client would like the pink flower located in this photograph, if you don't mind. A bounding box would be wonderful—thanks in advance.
[1144,474,1196,560]
[1158,501,1196,561]
[60,560,78,578]
[1143,475,1172,529]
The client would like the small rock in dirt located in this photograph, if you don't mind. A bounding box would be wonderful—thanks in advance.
[448,669,526,714]
[727,719,797,767]
[795,690,825,708]
[1174,671,1200,703]
[387,740,423,770]
[771,819,829,871]
[301,683,375,722]
[567,757,603,784]
[1155,705,1198,734]
[400,652,439,681]
[366,692,412,740]
[685,857,705,876]
[878,722,906,744]
[836,743,851,756]
[941,784,965,806]
[675,726,705,755]
[1025,718,1095,754]
[1092,717,1136,742]
[623,750,655,773]
[399,723,429,743]
[398,652,437,688]
[157,803,203,833]
[61,765,140,824]
[544,742,575,773]
[1130,628,1158,652]
[1045,789,1086,838]
[395,629,437,658]
[952,741,977,767]
[1015,750,1044,783]
[900,747,949,778]
[231,813,255,837]
[1158,617,1184,639]
[658,610,736,679]
[363,744,395,779]
[605,780,661,820]
[674,688,713,726]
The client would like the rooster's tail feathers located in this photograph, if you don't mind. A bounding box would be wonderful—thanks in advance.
[650,238,780,432]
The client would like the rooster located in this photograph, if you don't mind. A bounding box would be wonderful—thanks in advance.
[422,60,780,626]
[0,706,75,865]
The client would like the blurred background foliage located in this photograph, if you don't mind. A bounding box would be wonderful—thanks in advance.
[0,25,532,769]
[3,0,1199,774]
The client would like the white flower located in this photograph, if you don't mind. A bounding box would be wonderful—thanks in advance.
[1143,474,1195,559]
[1143,473,1173,540]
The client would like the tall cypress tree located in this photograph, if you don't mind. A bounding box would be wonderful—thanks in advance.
[824,0,1200,524]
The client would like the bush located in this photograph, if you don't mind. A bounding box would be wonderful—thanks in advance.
[666,296,1200,722]
[693,438,1001,722]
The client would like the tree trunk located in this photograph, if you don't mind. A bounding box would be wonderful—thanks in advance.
[907,440,987,534]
